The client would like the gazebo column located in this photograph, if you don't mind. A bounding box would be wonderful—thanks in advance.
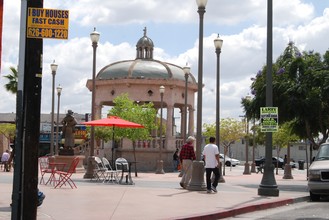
[188,106,194,137]
[180,107,186,140]
[151,111,158,137]
[165,104,174,151]
[95,104,102,119]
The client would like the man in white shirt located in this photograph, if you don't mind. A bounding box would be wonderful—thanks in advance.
[1,150,10,172]
[202,137,220,193]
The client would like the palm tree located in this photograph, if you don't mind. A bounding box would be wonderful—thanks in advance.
[3,66,18,94]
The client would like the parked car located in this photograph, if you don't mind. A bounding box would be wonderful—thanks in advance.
[255,156,284,169]
[220,154,240,167]
[308,143,329,201]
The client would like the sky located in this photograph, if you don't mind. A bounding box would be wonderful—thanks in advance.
[1,0,329,131]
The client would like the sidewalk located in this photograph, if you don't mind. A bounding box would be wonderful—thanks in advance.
[0,166,309,220]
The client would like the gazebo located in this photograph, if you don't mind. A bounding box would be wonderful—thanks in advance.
[86,28,198,171]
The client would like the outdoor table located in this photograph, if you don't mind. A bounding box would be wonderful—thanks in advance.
[46,162,66,186]
[119,161,137,185]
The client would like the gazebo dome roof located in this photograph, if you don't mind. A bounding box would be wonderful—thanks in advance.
[96,27,196,83]
[97,59,194,83]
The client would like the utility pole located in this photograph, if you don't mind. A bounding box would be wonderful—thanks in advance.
[22,0,44,217]
[12,0,43,219]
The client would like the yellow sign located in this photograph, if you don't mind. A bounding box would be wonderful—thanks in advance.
[27,8,69,39]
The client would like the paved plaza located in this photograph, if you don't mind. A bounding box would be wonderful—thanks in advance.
[0,165,309,220]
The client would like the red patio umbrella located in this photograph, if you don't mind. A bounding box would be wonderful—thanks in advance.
[83,116,144,128]
[83,116,144,165]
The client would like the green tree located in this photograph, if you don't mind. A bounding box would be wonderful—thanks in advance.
[108,93,157,141]
[106,93,157,172]
[0,123,16,147]
[94,127,113,147]
[241,95,267,163]
[273,121,299,174]
[3,66,18,94]
[249,42,329,149]
[92,94,157,144]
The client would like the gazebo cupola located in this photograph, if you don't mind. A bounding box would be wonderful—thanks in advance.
[136,27,154,59]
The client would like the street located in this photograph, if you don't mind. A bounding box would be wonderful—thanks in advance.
[227,197,329,220]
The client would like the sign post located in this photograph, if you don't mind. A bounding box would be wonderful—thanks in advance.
[12,3,69,219]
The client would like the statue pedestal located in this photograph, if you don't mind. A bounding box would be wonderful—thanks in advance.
[49,155,85,173]
[59,148,74,156]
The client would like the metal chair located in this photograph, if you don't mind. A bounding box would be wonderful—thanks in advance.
[115,157,129,184]
[39,156,52,185]
[54,157,80,188]
[102,157,119,183]
[92,156,107,181]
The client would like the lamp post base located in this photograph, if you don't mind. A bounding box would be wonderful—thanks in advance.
[155,160,165,174]
[283,164,293,179]
[83,156,95,179]
[251,162,256,173]
[243,162,251,175]
[187,161,206,191]
[258,185,279,196]
[219,162,225,183]
[258,164,279,196]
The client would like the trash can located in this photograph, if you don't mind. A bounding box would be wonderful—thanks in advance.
[298,160,304,170]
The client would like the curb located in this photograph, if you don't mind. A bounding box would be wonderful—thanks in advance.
[175,196,310,220]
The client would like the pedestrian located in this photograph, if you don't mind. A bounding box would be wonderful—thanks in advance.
[284,154,288,166]
[202,136,220,193]
[1,149,11,172]
[173,149,179,172]
[179,136,196,189]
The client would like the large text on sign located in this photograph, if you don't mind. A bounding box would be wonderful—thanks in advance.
[27,8,69,39]
[260,107,279,132]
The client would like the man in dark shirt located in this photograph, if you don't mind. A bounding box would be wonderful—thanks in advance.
[179,136,196,188]
[173,149,179,172]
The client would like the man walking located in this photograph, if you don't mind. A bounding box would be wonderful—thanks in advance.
[1,149,10,171]
[179,136,196,188]
[202,137,220,193]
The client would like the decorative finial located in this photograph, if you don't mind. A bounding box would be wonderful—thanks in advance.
[143,27,147,36]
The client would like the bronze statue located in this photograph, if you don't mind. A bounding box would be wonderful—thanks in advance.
[61,110,77,152]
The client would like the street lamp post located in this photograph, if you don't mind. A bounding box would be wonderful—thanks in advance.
[214,34,225,183]
[187,0,208,191]
[251,119,256,173]
[258,0,279,196]
[50,61,58,156]
[182,65,190,142]
[243,116,251,175]
[55,84,62,155]
[84,28,100,179]
[156,85,165,174]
